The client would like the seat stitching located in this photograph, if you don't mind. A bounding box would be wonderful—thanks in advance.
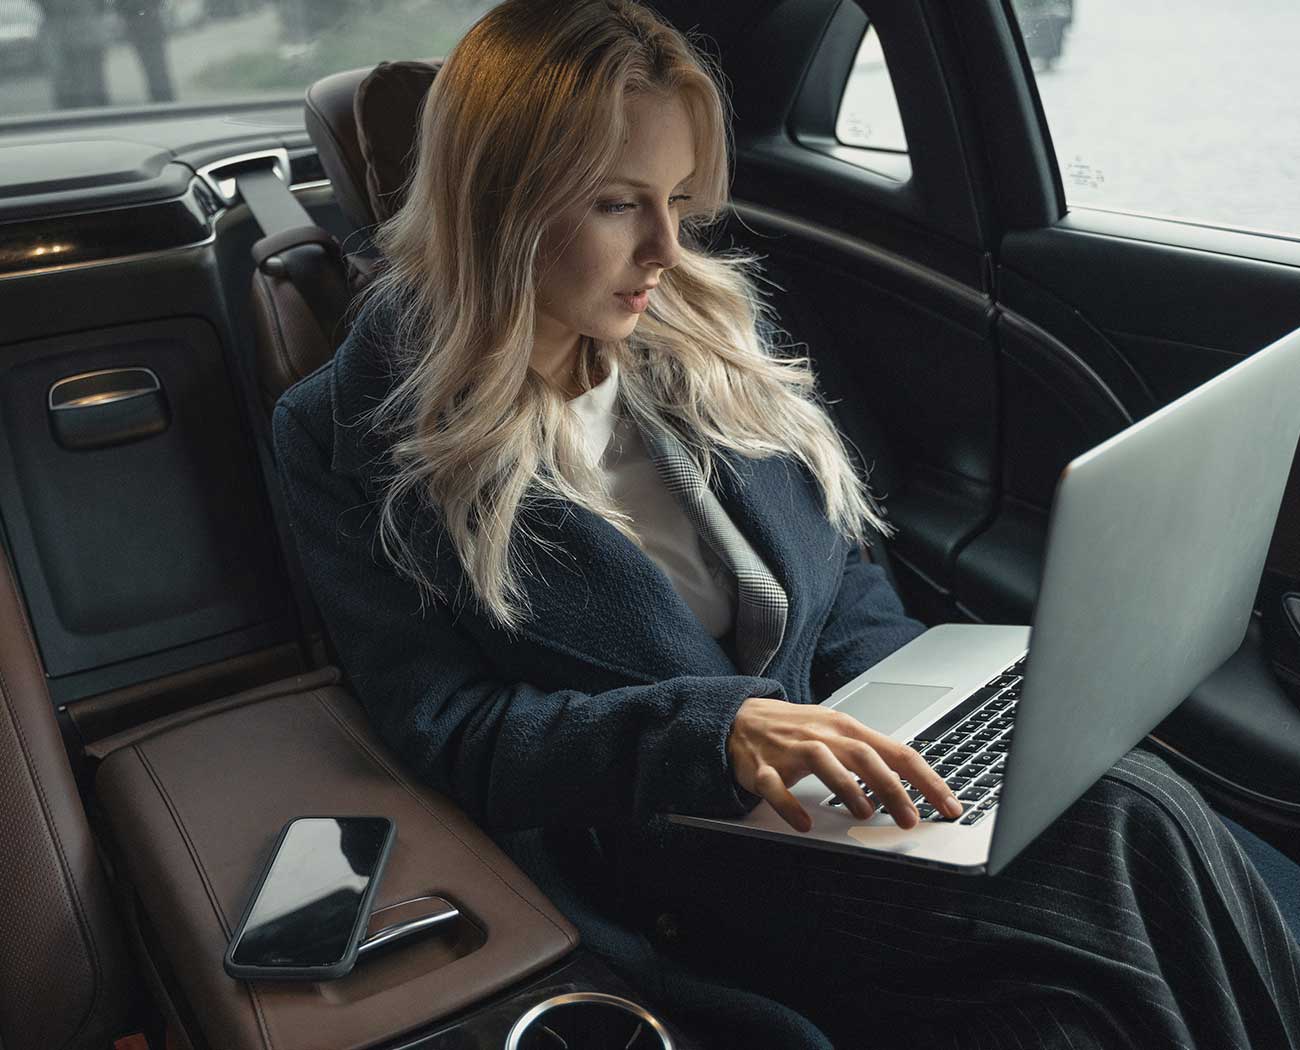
[134,744,278,1050]
[308,689,578,948]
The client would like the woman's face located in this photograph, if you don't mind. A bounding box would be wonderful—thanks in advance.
[533,90,697,388]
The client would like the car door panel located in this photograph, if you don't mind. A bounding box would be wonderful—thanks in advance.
[718,0,1015,626]
[0,133,315,713]
[946,0,1300,841]
[732,0,1300,854]
[719,207,998,626]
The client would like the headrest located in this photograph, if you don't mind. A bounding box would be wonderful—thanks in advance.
[304,59,441,234]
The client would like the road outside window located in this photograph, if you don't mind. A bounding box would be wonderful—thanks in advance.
[1010,0,1300,238]
[0,0,491,121]
[835,2,1299,240]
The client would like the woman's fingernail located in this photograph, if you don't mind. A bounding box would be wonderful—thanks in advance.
[945,795,963,816]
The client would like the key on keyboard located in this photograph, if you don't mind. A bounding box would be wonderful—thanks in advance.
[822,653,1027,820]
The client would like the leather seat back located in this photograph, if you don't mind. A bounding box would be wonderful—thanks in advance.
[0,547,135,1050]
[250,60,440,412]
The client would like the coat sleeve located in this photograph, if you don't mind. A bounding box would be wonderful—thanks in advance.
[271,401,786,831]
[808,540,927,702]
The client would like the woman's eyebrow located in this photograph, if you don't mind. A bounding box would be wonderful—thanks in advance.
[604,172,694,189]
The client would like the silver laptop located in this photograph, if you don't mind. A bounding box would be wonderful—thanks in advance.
[672,325,1300,876]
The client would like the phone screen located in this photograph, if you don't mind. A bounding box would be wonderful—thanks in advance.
[230,817,392,969]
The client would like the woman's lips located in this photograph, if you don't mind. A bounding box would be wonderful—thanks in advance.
[615,289,650,313]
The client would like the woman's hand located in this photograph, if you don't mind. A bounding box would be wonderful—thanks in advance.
[727,697,964,832]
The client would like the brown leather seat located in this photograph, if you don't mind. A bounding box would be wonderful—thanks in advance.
[250,60,440,415]
[0,545,136,1050]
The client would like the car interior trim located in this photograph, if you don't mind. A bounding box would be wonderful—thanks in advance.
[732,197,988,315]
[48,367,162,411]
[504,992,675,1050]
[0,180,215,281]
[0,167,332,283]
[946,0,1064,230]
[1145,734,1300,815]
[1054,208,1300,268]
[998,308,1133,424]
[195,147,292,206]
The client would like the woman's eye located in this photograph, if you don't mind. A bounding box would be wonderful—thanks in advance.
[597,194,692,215]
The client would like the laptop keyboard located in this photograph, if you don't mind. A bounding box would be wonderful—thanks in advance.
[823,653,1028,828]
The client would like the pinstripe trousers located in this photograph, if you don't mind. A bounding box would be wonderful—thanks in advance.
[620,744,1300,1049]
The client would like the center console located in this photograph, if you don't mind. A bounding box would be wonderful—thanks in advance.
[90,668,696,1049]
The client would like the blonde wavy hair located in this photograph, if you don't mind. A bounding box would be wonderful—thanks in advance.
[354,0,896,632]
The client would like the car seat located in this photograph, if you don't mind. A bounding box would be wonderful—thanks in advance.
[0,547,138,1050]
[246,59,439,413]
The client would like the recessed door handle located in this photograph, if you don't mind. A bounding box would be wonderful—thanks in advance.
[48,367,169,450]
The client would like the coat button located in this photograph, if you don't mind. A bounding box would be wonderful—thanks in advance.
[654,911,682,944]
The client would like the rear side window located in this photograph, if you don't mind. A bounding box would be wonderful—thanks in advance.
[837,24,906,153]
[835,23,910,182]
[1009,0,1300,237]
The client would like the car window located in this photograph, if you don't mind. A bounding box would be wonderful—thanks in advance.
[834,23,910,182]
[0,0,492,123]
[1008,0,1300,238]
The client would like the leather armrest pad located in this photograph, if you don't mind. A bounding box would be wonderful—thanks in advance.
[94,683,578,1050]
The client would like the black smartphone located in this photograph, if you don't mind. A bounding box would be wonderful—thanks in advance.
[223,816,396,981]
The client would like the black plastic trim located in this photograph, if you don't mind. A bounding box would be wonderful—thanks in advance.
[1145,735,1300,817]
[0,181,215,281]
[731,198,988,324]
[0,163,332,283]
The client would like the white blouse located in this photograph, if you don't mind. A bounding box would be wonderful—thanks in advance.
[567,357,738,639]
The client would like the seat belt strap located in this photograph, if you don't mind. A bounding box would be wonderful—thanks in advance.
[235,164,316,232]
[229,165,340,668]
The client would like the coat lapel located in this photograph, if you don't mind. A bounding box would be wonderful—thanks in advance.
[329,314,836,685]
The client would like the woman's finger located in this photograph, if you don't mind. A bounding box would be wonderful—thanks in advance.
[798,739,875,821]
[890,743,964,819]
[752,763,812,832]
[843,742,920,828]
[831,712,963,822]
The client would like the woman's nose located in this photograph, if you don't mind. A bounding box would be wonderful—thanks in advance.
[634,206,682,271]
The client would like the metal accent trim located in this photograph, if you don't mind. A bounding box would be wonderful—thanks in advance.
[196,147,292,205]
[506,992,675,1050]
[49,367,162,411]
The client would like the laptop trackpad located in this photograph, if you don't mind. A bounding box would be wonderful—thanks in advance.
[839,682,953,737]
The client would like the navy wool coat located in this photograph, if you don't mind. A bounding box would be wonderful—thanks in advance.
[271,301,927,1044]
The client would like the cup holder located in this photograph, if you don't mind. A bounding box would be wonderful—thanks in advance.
[506,991,675,1049]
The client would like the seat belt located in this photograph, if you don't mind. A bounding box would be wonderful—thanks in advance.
[236,163,316,230]
[228,162,353,668]
[238,165,355,333]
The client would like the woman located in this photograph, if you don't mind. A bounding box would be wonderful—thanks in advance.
[271,1,1300,1046]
